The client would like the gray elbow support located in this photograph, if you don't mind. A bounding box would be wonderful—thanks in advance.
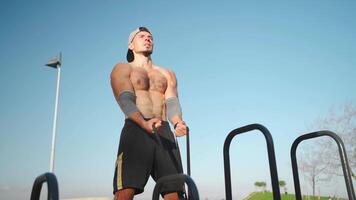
[115,91,139,117]
[166,97,182,120]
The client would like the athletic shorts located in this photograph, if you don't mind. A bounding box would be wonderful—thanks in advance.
[113,118,184,195]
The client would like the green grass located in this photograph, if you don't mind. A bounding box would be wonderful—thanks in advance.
[247,192,332,200]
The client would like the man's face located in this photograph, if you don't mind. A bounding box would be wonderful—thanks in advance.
[130,31,154,54]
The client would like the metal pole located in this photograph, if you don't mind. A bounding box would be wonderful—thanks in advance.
[152,174,199,200]
[223,124,281,200]
[186,127,191,176]
[30,173,59,200]
[291,131,356,200]
[49,54,61,172]
[186,127,191,199]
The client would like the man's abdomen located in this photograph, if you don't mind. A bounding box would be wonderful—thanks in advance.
[136,90,166,120]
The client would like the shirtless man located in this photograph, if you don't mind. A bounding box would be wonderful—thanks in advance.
[110,27,188,200]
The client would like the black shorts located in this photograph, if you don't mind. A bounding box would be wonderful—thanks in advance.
[113,119,184,195]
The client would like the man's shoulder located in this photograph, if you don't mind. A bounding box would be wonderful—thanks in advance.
[113,62,132,70]
[153,64,175,77]
[111,63,132,77]
[112,62,132,72]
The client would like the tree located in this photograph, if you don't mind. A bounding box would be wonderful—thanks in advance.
[261,182,267,192]
[309,102,356,179]
[254,181,267,192]
[279,180,287,194]
[298,144,332,197]
[254,181,262,191]
[299,102,356,197]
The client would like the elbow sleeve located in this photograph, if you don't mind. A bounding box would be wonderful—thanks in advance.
[166,97,182,121]
[115,91,139,117]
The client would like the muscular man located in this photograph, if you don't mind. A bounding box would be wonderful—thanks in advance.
[111,27,188,200]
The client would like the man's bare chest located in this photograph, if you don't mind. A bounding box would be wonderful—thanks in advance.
[130,68,168,93]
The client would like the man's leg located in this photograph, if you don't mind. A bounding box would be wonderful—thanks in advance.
[113,120,155,199]
[154,122,185,200]
[163,192,179,200]
[114,188,135,200]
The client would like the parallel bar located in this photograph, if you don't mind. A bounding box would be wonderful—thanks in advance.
[186,127,191,199]
[291,131,356,200]
[152,174,199,200]
[187,127,191,176]
[223,124,281,200]
[30,172,59,200]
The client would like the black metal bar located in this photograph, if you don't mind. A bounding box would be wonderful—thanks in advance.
[152,174,199,200]
[186,127,191,199]
[223,124,281,200]
[291,130,356,200]
[30,172,59,200]
[187,127,191,176]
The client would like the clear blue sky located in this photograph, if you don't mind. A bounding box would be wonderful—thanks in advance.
[1,0,355,199]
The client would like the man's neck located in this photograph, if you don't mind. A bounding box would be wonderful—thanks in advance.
[131,54,153,70]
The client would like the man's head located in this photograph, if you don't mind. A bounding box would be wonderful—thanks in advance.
[126,27,153,62]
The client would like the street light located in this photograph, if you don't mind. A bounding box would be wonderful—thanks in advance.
[45,53,62,172]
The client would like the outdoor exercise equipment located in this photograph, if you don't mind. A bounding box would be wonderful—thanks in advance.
[223,123,281,200]
[291,130,356,200]
[152,174,199,200]
[30,123,356,200]
[30,172,59,200]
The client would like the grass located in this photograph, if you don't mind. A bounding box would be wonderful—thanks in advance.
[246,191,333,200]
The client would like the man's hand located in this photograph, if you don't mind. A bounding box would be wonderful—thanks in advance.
[143,118,162,134]
[174,121,188,137]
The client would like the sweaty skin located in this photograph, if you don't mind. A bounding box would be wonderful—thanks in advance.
[110,62,187,136]
[130,65,168,119]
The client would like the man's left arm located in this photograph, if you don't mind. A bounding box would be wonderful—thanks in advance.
[164,69,188,136]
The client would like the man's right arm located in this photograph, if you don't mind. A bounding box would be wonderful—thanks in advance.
[110,64,160,133]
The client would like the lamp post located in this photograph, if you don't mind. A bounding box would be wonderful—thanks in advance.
[46,53,62,173]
